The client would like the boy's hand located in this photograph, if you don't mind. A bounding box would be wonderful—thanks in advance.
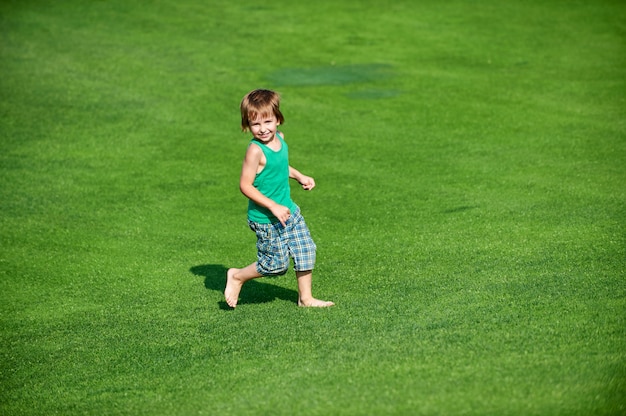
[299,175,316,191]
[270,204,291,227]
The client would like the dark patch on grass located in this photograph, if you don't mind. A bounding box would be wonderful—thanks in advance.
[267,63,394,86]
[441,205,479,214]
[346,89,401,99]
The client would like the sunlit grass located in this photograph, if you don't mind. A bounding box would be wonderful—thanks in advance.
[1,0,624,414]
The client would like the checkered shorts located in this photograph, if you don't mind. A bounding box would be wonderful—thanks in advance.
[248,207,316,276]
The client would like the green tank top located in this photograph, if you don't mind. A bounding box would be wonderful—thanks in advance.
[247,133,297,224]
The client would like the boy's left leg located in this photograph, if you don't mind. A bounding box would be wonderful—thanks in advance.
[286,210,333,307]
[296,270,334,307]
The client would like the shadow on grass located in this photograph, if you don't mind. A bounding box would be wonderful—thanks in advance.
[189,264,298,309]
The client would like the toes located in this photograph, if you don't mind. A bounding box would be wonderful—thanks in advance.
[298,299,335,307]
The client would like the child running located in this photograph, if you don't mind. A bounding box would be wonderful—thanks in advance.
[225,89,334,308]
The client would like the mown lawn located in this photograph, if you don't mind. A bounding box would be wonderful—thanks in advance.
[1,0,624,414]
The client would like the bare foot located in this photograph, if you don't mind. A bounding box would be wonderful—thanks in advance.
[298,298,335,307]
[225,268,243,308]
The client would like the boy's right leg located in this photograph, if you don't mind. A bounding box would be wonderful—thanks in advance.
[225,263,262,308]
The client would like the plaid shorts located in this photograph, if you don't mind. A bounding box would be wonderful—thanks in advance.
[248,207,316,276]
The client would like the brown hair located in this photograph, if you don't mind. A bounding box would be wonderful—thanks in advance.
[240,89,285,132]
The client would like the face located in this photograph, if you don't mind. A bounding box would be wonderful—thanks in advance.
[248,113,279,143]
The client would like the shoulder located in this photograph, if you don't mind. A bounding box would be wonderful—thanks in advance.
[245,141,263,159]
[277,131,286,141]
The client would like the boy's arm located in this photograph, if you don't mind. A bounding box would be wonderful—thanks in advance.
[289,166,316,191]
[240,144,292,226]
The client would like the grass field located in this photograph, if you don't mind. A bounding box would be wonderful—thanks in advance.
[1,0,625,414]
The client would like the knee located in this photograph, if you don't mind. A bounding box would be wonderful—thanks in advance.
[272,267,289,276]
[258,256,289,276]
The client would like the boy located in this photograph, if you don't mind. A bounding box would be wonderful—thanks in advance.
[225,89,334,308]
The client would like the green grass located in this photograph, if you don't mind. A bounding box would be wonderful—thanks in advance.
[1,0,625,414]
